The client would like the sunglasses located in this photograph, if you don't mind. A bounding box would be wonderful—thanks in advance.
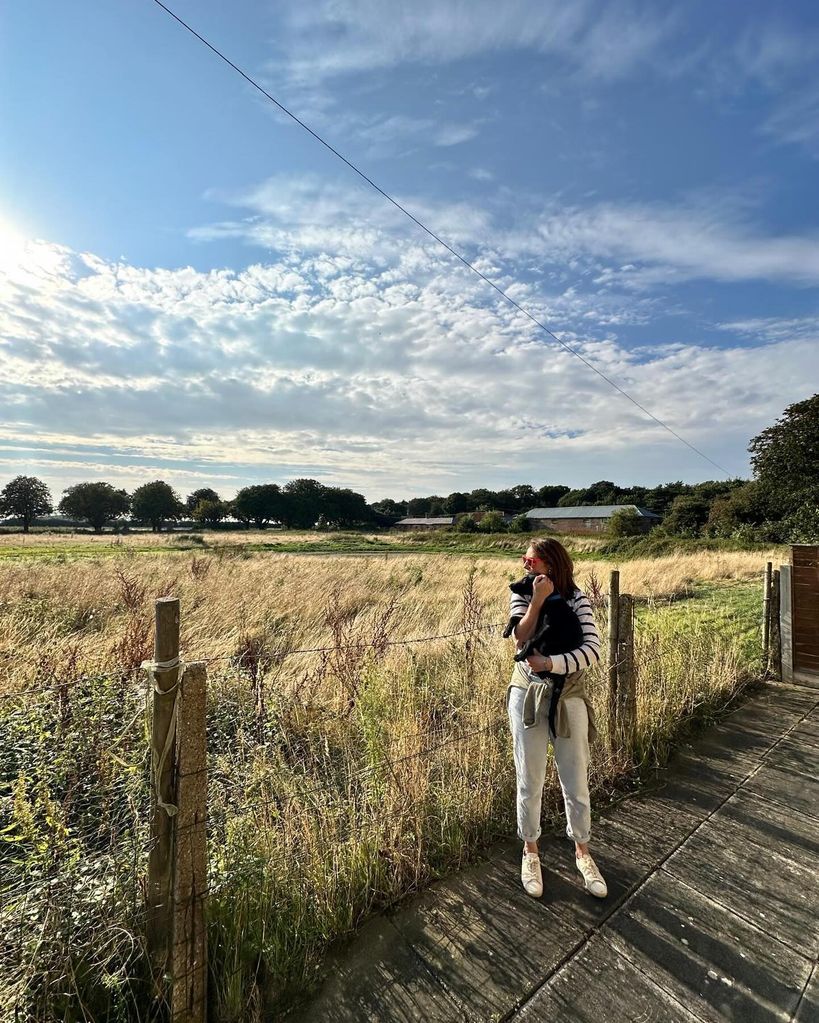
[521,556,541,566]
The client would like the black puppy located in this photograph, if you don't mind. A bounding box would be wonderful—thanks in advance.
[503,574,584,735]
[503,574,584,676]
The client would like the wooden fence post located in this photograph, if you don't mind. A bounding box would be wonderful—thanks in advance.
[770,569,781,681]
[779,564,792,684]
[762,561,772,666]
[147,597,181,991]
[616,594,636,754]
[172,661,208,1023]
[608,570,620,751]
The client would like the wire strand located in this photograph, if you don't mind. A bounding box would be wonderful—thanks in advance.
[150,0,733,478]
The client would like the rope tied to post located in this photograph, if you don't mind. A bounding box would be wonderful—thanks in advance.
[142,655,185,817]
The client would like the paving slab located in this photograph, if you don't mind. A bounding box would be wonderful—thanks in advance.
[764,736,819,782]
[741,762,819,820]
[285,914,465,1022]
[515,933,702,1023]
[590,795,701,871]
[717,789,819,865]
[388,855,587,1021]
[792,962,819,1023]
[663,814,819,952]
[603,869,813,1023]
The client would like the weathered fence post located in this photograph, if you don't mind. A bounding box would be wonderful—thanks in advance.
[147,597,181,991]
[607,570,620,750]
[779,564,792,684]
[770,569,781,681]
[762,561,772,666]
[616,594,636,754]
[172,661,208,1023]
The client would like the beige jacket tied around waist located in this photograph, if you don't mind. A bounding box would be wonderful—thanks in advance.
[506,661,599,743]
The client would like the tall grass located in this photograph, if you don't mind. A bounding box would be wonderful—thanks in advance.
[0,551,767,1020]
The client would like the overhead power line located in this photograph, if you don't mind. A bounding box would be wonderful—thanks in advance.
[150,0,733,478]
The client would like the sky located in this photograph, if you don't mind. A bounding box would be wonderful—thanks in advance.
[1,0,818,504]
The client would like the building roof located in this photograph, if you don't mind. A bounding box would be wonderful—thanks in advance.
[526,505,661,520]
[397,516,456,525]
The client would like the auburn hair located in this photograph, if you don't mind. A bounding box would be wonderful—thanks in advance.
[528,537,577,599]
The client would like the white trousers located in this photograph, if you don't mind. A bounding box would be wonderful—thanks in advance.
[507,685,592,845]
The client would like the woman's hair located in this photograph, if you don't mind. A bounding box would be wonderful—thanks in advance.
[529,537,576,599]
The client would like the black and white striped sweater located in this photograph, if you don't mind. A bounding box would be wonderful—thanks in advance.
[509,587,602,678]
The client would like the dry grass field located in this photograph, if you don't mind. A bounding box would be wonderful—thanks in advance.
[0,542,776,1021]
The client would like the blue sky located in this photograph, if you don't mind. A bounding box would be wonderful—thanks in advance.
[2,0,818,503]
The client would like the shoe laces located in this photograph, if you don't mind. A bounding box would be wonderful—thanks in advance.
[577,854,602,883]
[523,854,540,880]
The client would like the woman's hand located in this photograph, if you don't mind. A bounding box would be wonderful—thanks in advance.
[532,574,554,602]
[526,654,553,673]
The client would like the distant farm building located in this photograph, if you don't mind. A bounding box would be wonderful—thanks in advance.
[526,505,661,534]
[395,516,456,531]
[394,510,513,531]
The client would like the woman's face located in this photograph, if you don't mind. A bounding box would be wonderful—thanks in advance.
[523,547,550,577]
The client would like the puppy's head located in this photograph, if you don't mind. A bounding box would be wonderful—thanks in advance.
[509,574,537,596]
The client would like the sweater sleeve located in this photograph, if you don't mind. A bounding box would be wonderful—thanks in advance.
[548,591,601,675]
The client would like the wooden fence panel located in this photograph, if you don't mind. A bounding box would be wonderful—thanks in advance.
[791,545,819,683]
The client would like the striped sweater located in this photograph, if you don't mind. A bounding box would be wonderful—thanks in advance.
[509,587,602,680]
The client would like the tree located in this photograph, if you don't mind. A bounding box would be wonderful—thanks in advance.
[508,484,536,511]
[583,480,619,505]
[558,489,586,508]
[131,481,183,532]
[749,393,819,519]
[536,484,570,507]
[455,514,479,533]
[321,487,372,528]
[233,484,286,529]
[192,499,228,528]
[284,478,327,528]
[406,497,429,517]
[443,491,469,514]
[58,482,130,533]
[0,476,53,532]
[186,488,220,512]
[705,482,768,537]
[663,495,711,537]
[371,498,404,522]
[468,488,496,511]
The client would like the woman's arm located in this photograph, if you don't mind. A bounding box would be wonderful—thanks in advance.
[545,592,601,674]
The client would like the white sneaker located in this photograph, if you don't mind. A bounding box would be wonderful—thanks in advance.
[521,852,543,897]
[576,853,608,898]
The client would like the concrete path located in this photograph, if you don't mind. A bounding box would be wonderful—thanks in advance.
[289,682,819,1022]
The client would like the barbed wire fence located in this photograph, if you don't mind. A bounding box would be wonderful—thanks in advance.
[0,571,659,1022]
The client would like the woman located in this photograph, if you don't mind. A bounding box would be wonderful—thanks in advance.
[506,537,607,899]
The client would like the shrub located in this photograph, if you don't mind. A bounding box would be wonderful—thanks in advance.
[477,510,506,533]
[608,508,644,538]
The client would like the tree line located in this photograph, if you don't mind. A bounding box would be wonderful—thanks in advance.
[1,394,816,540]
[0,478,375,533]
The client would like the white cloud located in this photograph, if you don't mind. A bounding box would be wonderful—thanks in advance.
[274,0,675,84]
[3,230,818,499]
[195,175,819,289]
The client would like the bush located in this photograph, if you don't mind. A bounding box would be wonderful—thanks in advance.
[477,510,507,533]
[455,515,479,533]
[608,508,644,538]
[508,514,529,533]
[782,504,819,543]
